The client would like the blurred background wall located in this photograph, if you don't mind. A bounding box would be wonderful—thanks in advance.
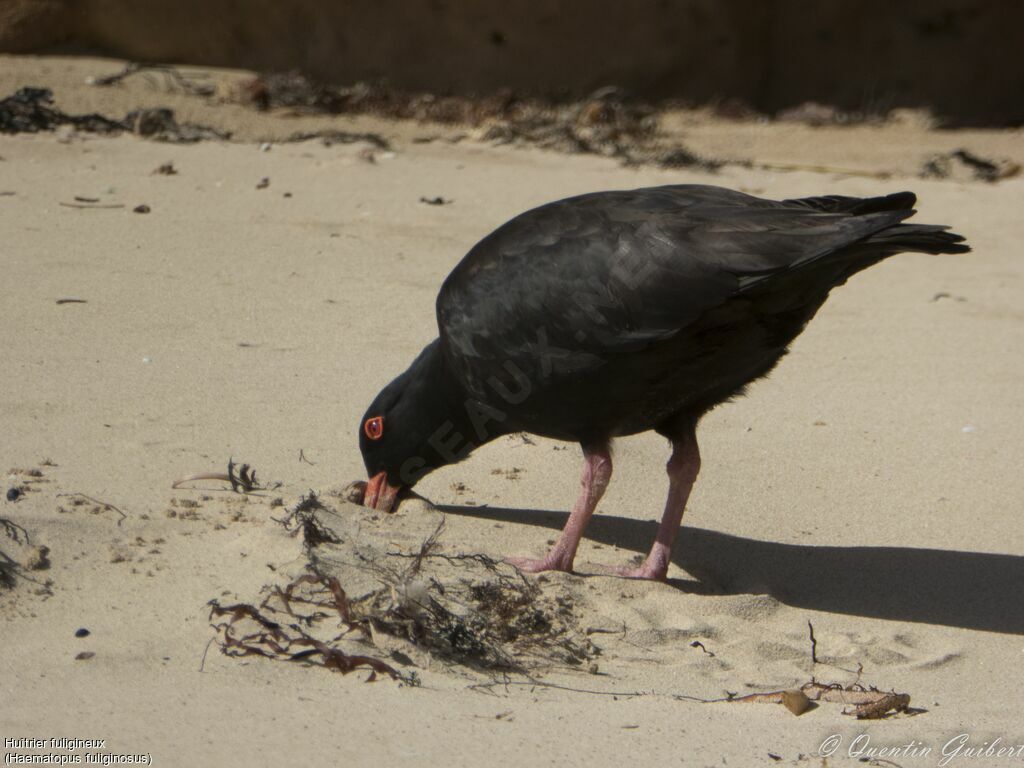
[2,0,1020,124]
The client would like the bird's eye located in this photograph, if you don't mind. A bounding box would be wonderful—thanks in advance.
[364,416,384,440]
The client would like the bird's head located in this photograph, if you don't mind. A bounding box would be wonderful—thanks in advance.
[358,340,474,511]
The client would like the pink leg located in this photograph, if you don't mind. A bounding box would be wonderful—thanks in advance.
[507,442,612,574]
[613,430,701,581]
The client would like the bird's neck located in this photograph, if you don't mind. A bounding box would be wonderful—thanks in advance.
[410,340,510,463]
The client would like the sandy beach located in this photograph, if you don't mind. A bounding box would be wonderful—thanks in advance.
[1,55,1023,767]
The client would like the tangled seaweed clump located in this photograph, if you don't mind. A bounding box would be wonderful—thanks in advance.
[209,496,597,680]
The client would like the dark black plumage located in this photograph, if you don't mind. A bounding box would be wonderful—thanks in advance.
[358,184,969,578]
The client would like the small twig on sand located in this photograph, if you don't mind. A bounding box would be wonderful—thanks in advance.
[808,620,818,664]
[2,517,30,545]
[690,640,715,657]
[55,493,127,526]
[59,202,125,209]
[469,679,647,698]
[298,449,316,465]
[198,636,215,672]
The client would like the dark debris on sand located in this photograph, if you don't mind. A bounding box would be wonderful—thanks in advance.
[0,87,123,135]
[0,87,230,143]
[921,148,1021,183]
[211,495,597,680]
[1,517,30,588]
[238,73,719,170]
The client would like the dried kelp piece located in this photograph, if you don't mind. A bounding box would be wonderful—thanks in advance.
[227,459,258,493]
[848,691,912,719]
[276,492,341,549]
[692,680,914,719]
[172,458,275,493]
[208,573,410,682]
[0,87,123,134]
[0,87,229,143]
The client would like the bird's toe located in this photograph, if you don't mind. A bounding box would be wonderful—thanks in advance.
[597,562,669,582]
[505,555,573,575]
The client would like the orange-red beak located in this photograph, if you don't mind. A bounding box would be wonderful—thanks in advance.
[363,471,401,512]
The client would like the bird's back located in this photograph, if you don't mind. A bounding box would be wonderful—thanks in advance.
[436,185,968,442]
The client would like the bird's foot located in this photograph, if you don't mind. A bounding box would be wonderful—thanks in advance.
[505,555,573,575]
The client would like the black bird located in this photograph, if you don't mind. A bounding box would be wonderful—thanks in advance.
[358,184,969,580]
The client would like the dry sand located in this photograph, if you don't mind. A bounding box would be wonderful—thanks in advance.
[1,55,1023,767]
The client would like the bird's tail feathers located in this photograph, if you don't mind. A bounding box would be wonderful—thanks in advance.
[785,191,918,216]
[866,223,971,255]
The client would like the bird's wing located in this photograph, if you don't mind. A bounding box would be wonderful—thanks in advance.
[436,185,909,392]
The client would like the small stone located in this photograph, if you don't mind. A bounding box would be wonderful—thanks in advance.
[6,487,21,502]
[75,651,95,661]
[133,204,151,214]
[75,628,90,638]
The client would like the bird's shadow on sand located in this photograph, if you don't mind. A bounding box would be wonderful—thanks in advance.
[435,503,1024,635]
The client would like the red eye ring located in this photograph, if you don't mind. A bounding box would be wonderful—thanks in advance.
[364,416,384,440]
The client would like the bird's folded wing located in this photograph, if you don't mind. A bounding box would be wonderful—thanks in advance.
[436,186,909,386]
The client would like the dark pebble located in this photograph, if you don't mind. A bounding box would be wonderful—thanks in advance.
[75,628,91,638]
[133,204,151,214]
[6,487,21,502]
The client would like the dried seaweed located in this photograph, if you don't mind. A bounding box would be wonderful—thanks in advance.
[679,680,916,719]
[172,458,276,493]
[322,522,597,672]
[235,74,716,170]
[0,517,28,588]
[267,497,600,675]
[276,491,341,550]
[1,517,29,546]
[0,87,229,143]
[208,573,413,682]
[283,130,390,150]
[0,87,123,134]
[921,148,1021,183]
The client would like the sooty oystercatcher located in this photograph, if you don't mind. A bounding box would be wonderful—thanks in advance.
[358,184,969,580]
